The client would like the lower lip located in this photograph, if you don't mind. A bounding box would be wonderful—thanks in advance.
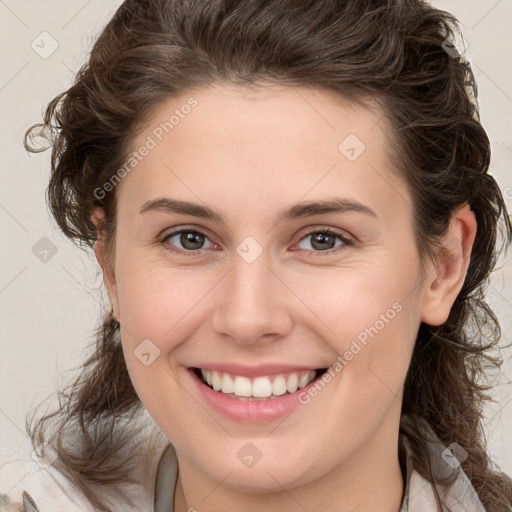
[189,368,325,424]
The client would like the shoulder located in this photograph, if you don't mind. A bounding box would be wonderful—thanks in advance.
[400,414,486,512]
[407,468,487,512]
[0,420,170,512]
[0,456,95,512]
[1,490,41,512]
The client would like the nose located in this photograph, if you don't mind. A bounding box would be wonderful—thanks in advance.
[211,251,293,346]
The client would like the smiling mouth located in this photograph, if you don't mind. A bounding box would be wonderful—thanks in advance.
[192,367,329,401]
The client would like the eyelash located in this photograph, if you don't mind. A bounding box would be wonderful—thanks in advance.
[159,227,354,257]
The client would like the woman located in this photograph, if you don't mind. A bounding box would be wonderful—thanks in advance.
[1,0,511,511]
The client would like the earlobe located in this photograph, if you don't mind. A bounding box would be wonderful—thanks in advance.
[91,209,119,321]
[420,204,477,326]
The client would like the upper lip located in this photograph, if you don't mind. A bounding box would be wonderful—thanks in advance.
[192,363,326,378]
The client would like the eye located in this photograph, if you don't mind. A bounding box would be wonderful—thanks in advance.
[161,228,215,256]
[293,228,353,255]
[159,227,353,257]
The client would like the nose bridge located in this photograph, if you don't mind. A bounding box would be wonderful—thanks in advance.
[211,248,292,345]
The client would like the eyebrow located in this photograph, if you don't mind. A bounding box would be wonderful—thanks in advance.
[139,196,377,224]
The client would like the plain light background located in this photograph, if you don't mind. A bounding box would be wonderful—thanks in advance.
[1,0,511,476]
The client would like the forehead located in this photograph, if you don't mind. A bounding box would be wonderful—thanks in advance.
[135,82,384,150]
[116,83,409,224]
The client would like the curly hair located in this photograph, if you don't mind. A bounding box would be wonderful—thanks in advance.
[23,0,512,510]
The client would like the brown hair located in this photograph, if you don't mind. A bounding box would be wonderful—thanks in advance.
[24,0,512,510]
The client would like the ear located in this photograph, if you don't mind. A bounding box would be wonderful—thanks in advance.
[91,208,119,321]
[420,204,477,326]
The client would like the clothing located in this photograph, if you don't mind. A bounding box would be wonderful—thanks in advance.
[0,415,487,511]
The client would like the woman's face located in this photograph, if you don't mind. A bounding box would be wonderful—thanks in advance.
[100,83,433,493]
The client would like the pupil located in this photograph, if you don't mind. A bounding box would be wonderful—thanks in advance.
[182,231,203,250]
[312,233,334,251]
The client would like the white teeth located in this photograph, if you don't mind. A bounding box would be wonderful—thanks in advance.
[201,369,212,386]
[252,377,273,398]
[221,373,234,394]
[286,373,299,393]
[298,371,313,389]
[233,376,252,397]
[198,369,318,398]
[211,371,222,391]
[272,375,287,396]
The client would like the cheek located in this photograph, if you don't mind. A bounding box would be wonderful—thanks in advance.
[115,259,203,340]
[296,257,420,390]
[113,262,186,402]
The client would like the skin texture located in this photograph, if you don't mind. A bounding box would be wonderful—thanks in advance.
[92,83,477,512]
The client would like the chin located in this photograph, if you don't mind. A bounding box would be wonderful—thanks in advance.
[205,457,315,493]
